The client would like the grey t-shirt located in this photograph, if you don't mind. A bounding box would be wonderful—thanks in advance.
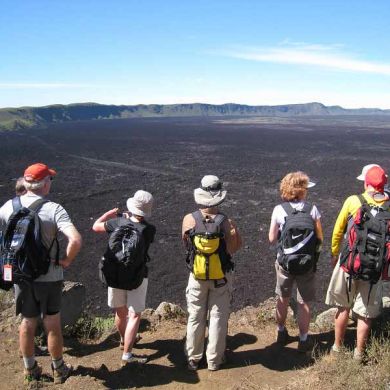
[0,193,75,282]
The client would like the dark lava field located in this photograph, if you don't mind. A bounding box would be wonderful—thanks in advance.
[1,115,390,315]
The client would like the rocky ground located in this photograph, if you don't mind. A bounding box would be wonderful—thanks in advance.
[0,296,342,390]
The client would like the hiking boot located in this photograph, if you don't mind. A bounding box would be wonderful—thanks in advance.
[51,361,72,384]
[187,359,199,371]
[276,328,289,345]
[121,354,148,367]
[297,338,313,353]
[24,361,42,384]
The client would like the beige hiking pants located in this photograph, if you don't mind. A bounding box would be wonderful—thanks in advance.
[185,272,233,368]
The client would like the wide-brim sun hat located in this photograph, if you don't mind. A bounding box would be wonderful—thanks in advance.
[194,175,227,207]
[126,190,154,217]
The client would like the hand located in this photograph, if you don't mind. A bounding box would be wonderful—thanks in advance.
[59,258,72,269]
[106,208,119,217]
[331,256,338,268]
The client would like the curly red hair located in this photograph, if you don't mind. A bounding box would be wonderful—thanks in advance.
[280,171,309,201]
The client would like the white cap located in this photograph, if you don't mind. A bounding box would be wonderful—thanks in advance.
[357,164,380,181]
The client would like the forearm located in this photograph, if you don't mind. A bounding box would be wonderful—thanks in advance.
[59,228,82,268]
[63,236,82,265]
[92,208,118,232]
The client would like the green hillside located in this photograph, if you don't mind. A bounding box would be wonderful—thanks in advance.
[0,102,389,131]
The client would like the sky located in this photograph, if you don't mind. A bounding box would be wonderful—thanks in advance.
[1,0,390,109]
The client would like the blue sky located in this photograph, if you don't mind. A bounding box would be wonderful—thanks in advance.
[1,0,389,109]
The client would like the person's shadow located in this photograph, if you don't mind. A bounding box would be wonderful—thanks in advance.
[71,331,259,387]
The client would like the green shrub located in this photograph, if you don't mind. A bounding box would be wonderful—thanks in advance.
[64,314,115,340]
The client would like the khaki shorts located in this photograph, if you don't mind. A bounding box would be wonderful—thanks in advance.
[325,262,382,318]
[108,278,148,313]
[275,261,316,303]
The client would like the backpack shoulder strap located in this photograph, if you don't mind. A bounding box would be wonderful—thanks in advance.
[28,198,49,212]
[301,202,313,214]
[11,196,22,211]
[357,194,366,206]
[191,210,204,230]
[281,202,295,215]
[213,213,226,227]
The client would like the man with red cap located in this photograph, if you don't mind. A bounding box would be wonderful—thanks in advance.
[326,164,389,362]
[0,163,82,384]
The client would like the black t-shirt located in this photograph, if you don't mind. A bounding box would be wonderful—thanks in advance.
[104,217,156,276]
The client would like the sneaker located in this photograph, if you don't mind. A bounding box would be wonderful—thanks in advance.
[353,348,364,363]
[187,359,199,371]
[297,338,313,353]
[330,345,341,356]
[24,361,42,384]
[121,354,148,367]
[52,361,72,384]
[276,328,289,345]
[208,364,220,371]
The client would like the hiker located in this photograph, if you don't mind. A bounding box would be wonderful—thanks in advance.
[326,164,390,362]
[0,163,82,384]
[92,190,155,366]
[182,175,242,371]
[268,171,323,352]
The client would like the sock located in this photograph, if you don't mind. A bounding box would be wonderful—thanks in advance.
[299,333,308,342]
[122,352,132,360]
[23,356,36,370]
[277,325,285,332]
[52,357,64,369]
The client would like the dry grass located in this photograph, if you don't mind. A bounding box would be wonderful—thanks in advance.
[285,334,390,390]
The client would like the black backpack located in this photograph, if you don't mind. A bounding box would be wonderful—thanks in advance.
[277,202,318,275]
[99,221,149,290]
[340,195,390,292]
[0,197,58,290]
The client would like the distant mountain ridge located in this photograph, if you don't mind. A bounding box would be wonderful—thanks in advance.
[0,102,389,131]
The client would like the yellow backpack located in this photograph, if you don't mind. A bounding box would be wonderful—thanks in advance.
[187,211,232,280]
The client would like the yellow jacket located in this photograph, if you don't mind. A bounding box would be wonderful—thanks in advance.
[331,191,389,256]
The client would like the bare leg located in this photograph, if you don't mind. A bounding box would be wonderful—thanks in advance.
[123,311,141,353]
[19,317,38,358]
[43,313,63,359]
[356,315,371,354]
[276,296,290,327]
[297,301,310,336]
[334,307,350,349]
[114,306,128,342]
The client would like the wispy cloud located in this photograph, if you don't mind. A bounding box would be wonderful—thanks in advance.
[0,83,103,89]
[222,42,390,75]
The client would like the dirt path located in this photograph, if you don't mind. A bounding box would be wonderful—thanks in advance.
[0,303,334,390]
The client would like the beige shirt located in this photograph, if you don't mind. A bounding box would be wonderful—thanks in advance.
[182,207,242,255]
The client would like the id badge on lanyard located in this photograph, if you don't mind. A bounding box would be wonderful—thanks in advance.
[3,264,12,282]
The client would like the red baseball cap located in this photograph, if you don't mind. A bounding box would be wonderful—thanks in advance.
[24,163,57,182]
[365,166,387,192]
